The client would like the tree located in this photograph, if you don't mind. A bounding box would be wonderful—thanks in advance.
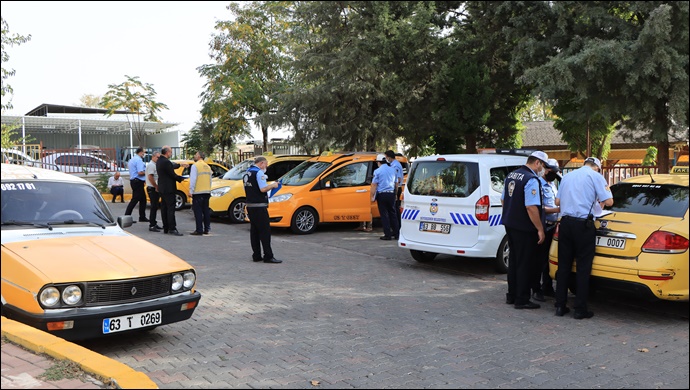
[1,17,31,111]
[101,75,169,148]
[78,94,103,108]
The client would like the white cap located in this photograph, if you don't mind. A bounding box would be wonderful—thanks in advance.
[584,157,602,170]
[376,153,387,162]
[546,158,560,172]
[530,151,558,171]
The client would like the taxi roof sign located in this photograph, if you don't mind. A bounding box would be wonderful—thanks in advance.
[670,166,689,174]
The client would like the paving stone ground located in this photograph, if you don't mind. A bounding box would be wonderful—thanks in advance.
[17,203,690,388]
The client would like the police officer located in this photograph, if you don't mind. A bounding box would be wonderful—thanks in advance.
[555,157,612,319]
[385,150,404,226]
[371,153,399,240]
[502,151,557,309]
[244,156,282,263]
[532,158,561,301]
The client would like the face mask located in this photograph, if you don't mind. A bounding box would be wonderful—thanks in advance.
[537,165,545,177]
[545,172,559,182]
[261,168,267,174]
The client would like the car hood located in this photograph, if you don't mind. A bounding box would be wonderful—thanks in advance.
[3,235,193,283]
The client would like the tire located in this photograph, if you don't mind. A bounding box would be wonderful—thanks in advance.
[175,191,186,211]
[290,207,318,234]
[494,235,510,274]
[410,250,437,262]
[228,198,247,223]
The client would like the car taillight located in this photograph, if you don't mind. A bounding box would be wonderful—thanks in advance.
[475,195,489,221]
[641,231,689,254]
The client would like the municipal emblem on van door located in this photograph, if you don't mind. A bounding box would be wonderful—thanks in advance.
[430,202,438,215]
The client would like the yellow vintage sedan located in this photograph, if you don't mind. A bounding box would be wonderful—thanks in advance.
[549,169,689,301]
[1,163,201,340]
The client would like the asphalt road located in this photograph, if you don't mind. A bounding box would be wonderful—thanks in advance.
[79,202,689,389]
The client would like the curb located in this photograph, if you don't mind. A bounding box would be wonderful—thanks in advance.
[1,316,158,389]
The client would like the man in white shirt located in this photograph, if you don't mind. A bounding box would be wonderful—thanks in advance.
[107,171,125,203]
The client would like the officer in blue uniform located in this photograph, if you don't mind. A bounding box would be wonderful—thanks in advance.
[532,158,561,301]
[501,151,557,309]
[385,150,404,226]
[555,157,613,319]
[371,154,399,240]
[244,156,282,263]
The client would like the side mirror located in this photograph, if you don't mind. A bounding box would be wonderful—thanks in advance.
[324,180,337,188]
[117,215,133,228]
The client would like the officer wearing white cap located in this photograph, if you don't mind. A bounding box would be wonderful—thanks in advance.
[371,153,399,240]
[554,156,612,319]
[532,158,561,301]
[501,150,557,309]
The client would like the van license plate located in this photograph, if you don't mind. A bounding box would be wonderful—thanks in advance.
[102,310,162,334]
[595,236,626,250]
[419,222,451,234]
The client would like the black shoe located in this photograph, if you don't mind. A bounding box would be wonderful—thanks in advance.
[573,310,594,320]
[506,294,515,305]
[139,217,150,223]
[168,230,183,236]
[203,231,210,235]
[112,199,115,203]
[392,236,399,240]
[252,258,263,262]
[149,226,161,232]
[153,225,163,230]
[532,292,546,302]
[380,236,392,241]
[190,231,203,236]
[263,258,283,263]
[514,301,540,309]
[555,306,571,317]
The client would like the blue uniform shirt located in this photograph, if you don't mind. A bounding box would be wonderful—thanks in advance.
[372,163,397,193]
[540,177,558,222]
[389,159,404,186]
[501,167,542,207]
[128,154,146,181]
[557,165,612,219]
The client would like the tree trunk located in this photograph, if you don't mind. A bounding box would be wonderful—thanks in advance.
[466,133,477,154]
[262,124,269,153]
[657,138,670,174]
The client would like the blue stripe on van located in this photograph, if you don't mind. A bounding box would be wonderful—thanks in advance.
[402,209,419,220]
[450,213,478,226]
[489,214,502,226]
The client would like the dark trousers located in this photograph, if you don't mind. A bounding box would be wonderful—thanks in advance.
[159,191,177,233]
[556,217,596,312]
[110,186,124,202]
[533,224,557,293]
[147,186,160,228]
[376,192,399,238]
[505,227,540,305]
[125,179,147,219]
[192,193,211,233]
[247,206,273,260]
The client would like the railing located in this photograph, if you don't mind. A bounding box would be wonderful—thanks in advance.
[561,165,659,185]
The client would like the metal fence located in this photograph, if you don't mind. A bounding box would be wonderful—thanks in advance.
[562,165,659,185]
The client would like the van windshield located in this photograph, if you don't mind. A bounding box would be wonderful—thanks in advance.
[281,161,331,186]
[407,161,480,197]
[222,159,254,180]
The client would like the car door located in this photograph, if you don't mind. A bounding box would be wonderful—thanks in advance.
[319,161,372,223]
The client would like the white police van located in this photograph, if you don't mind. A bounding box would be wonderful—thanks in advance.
[398,151,529,273]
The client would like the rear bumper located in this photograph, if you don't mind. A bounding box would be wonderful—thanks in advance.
[2,291,201,340]
[398,232,499,259]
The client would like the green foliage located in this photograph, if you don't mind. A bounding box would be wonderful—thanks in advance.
[94,172,111,193]
[1,123,35,149]
[1,17,31,111]
[101,75,169,147]
[642,146,658,166]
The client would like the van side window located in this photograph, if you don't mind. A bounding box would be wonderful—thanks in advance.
[490,166,523,193]
[407,161,479,197]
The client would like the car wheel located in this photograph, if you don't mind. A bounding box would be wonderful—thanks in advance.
[175,191,186,211]
[291,207,318,234]
[228,198,247,223]
[410,249,436,262]
[494,236,510,274]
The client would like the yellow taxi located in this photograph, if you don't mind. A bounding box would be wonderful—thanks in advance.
[266,151,408,234]
[549,168,689,301]
[209,153,313,223]
[1,163,201,340]
[145,159,229,210]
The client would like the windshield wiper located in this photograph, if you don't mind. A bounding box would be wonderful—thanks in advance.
[2,220,53,230]
[47,220,108,229]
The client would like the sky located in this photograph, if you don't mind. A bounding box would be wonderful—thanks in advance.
[1,1,279,141]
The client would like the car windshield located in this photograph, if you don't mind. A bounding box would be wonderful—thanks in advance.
[222,159,254,180]
[407,161,480,197]
[1,181,114,226]
[607,183,689,218]
[281,161,331,186]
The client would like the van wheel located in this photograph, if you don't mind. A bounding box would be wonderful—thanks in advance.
[494,236,509,274]
[228,198,246,223]
[291,207,318,234]
[410,250,436,262]
[175,191,186,211]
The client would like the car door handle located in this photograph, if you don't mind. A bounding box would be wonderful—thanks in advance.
[356,189,368,193]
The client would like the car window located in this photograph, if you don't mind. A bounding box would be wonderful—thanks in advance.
[281,161,331,186]
[490,165,523,193]
[209,164,228,178]
[222,159,254,180]
[1,181,113,225]
[607,183,689,218]
[407,161,480,197]
[55,155,80,166]
[266,161,302,181]
[323,162,369,188]
[81,156,107,169]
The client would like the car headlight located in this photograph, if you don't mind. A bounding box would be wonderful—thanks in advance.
[183,271,196,289]
[39,287,61,307]
[269,193,292,203]
[211,186,232,197]
[61,285,82,305]
[171,273,183,291]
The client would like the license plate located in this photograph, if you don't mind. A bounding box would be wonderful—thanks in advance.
[102,310,162,334]
[419,222,451,234]
[596,236,626,250]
